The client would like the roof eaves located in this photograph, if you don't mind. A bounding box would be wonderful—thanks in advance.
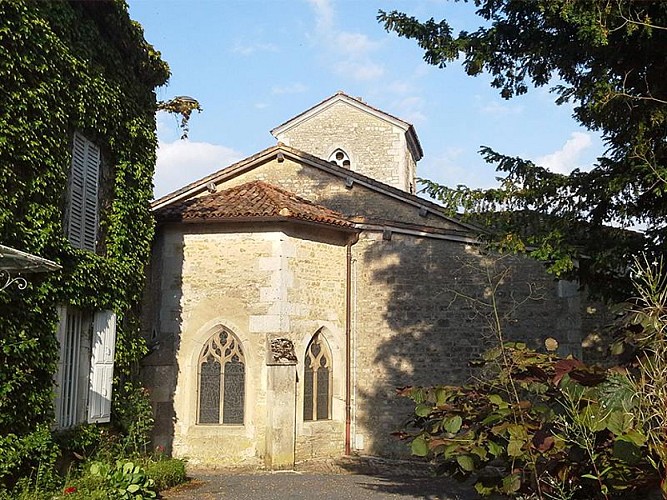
[151,144,282,210]
[159,215,358,232]
[151,143,482,235]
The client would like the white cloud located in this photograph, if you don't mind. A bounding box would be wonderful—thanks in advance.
[154,140,243,199]
[306,0,385,83]
[421,147,498,192]
[535,132,593,174]
[231,41,279,56]
[335,32,381,56]
[333,60,384,81]
[271,83,308,95]
[394,96,426,124]
[306,0,334,32]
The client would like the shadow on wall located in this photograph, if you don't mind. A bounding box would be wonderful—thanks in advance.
[136,161,596,461]
[350,233,577,458]
[140,227,184,456]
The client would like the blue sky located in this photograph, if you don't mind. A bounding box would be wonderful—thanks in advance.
[128,0,604,199]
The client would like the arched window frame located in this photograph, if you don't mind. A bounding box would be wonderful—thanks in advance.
[197,328,246,425]
[328,148,351,169]
[303,330,332,421]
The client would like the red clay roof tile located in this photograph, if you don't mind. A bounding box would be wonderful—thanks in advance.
[156,180,354,229]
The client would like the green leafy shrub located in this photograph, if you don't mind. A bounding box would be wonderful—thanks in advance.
[0,0,169,489]
[143,457,187,491]
[397,342,659,498]
[112,382,155,456]
[0,424,60,493]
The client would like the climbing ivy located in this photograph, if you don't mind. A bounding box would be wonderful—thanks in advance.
[0,0,169,488]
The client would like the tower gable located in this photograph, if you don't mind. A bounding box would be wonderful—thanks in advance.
[271,93,422,194]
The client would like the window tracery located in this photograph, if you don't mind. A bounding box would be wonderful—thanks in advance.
[303,332,331,421]
[328,149,351,169]
[198,328,245,425]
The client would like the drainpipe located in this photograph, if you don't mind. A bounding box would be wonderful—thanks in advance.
[344,239,353,456]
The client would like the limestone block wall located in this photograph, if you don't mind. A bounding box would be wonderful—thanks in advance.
[274,101,416,193]
[143,223,348,466]
[208,157,461,232]
[348,231,584,457]
[287,235,348,461]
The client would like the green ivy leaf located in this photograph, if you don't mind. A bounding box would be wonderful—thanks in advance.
[502,473,521,493]
[411,435,429,457]
[487,440,503,457]
[507,438,525,457]
[415,403,432,417]
[456,454,476,472]
[444,415,462,434]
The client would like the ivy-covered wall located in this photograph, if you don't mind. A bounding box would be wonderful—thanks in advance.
[0,0,169,485]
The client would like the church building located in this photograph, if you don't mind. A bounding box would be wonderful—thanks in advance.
[143,92,585,468]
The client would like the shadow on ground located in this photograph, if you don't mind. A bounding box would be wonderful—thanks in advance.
[160,456,486,500]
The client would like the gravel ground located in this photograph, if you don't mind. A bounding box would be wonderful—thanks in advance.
[160,457,482,500]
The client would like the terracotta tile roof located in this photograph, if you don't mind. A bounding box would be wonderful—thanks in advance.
[155,180,355,230]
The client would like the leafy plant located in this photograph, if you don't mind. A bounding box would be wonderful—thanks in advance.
[142,457,187,491]
[397,343,657,498]
[89,461,156,499]
[379,1,666,300]
[112,382,155,456]
[0,0,170,488]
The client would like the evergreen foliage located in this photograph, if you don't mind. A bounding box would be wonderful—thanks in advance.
[379,1,667,296]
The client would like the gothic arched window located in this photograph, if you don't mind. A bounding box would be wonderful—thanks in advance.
[197,328,245,425]
[303,332,332,421]
[328,149,351,169]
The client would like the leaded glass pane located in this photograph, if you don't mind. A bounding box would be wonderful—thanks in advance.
[197,328,246,425]
[316,367,329,420]
[198,359,221,424]
[222,360,245,424]
[303,368,314,421]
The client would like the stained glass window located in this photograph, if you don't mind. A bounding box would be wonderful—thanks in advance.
[304,332,331,421]
[197,329,245,425]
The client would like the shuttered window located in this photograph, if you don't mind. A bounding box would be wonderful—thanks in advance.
[55,308,117,428]
[88,310,117,423]
[55,308,84,428]
[68,133,100,252]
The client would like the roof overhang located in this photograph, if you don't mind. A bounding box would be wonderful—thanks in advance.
[151,144,483,236]
[0,244,60,292]
[0,244,61,272]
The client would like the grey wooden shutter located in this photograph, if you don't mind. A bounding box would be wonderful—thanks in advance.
[87,310,116,423]
[68,133,99,251]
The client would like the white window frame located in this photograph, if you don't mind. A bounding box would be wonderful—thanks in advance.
[67,133,100,252]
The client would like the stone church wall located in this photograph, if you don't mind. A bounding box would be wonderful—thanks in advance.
[143,223,349,465]
[348,231,582,457]
[211,157,463,232]
[274,101,416,193]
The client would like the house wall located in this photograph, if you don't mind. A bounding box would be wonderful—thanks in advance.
[144,223,348,465]
[274,101,417,193]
